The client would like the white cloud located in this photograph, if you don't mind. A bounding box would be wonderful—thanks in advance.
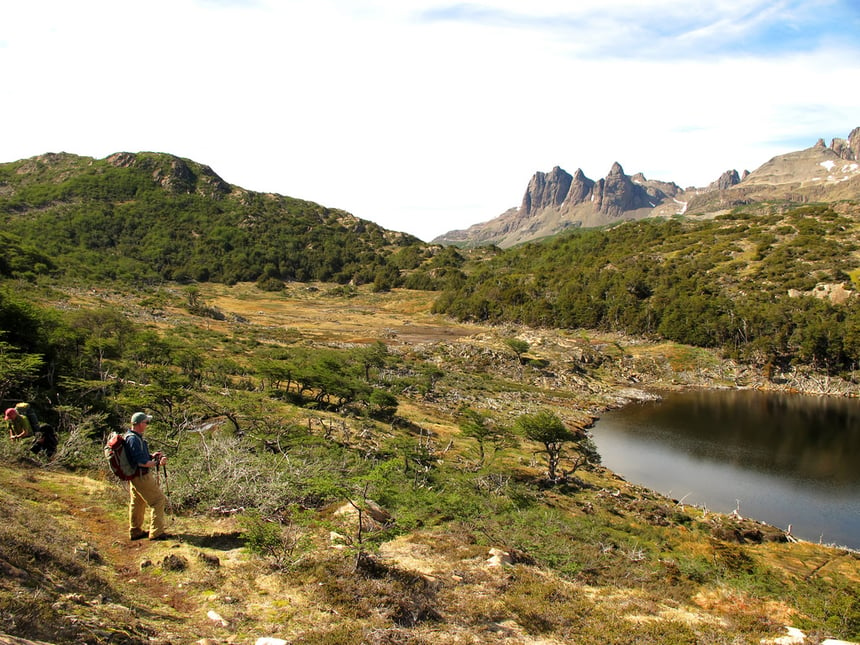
[1,0,858,241]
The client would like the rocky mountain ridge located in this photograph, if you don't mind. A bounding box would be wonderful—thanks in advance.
[434,127,860,248]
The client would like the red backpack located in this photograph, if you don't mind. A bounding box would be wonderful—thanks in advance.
[104,431,139,480]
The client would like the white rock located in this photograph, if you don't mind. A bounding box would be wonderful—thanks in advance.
[486,547,513,567]
[761,626,806,644]
[206,610,228,627]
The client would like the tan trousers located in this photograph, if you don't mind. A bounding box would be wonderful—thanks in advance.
[129,471,167,538]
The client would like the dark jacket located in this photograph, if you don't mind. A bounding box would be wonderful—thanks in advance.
[123,430,152,475]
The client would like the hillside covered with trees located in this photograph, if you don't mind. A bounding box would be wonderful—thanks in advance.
[0,152,465,291]
[434,204,860,376]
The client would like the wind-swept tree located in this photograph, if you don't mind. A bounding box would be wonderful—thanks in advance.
[368,388,398,421]
[458,407,515,468]
[355,341,389,382]
[514,409,596,482]
[504,338,530,364]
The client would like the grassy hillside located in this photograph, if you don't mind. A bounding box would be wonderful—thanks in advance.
[0,282,857,644]
[5,151,858,376]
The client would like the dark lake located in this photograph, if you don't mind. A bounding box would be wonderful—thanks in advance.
[591,389,860,549]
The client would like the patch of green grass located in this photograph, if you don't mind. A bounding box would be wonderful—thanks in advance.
[501,567,593,634]
[795,577,860,641]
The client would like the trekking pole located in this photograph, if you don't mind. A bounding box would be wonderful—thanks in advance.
[157,460,173,520]
[153,451,168,492]
[162,463,170,497]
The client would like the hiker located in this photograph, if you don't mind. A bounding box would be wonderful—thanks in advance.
[30,423,58,458]
[14,402,40,431]
[124,412,170,541]
[8,402,56,458]
[5,407,33,440]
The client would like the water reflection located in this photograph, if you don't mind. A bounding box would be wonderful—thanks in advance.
[617,390,860,484]
[593,389,860,548]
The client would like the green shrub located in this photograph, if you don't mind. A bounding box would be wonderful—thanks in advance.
[238,510,309,570]
[796,578,860,641]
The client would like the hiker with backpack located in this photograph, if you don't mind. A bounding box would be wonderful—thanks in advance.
[5,406,33,440]
[5,402,57,458]
[14,402,40,433]
[124,412,171,541]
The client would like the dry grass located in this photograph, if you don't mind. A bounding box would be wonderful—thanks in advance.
[0,461,818,645]
[11,280,858,644]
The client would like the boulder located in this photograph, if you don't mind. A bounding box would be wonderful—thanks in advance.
[486,547,514,567]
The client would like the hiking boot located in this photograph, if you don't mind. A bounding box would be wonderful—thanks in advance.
[149,532,173,541]
[130,528,148,541]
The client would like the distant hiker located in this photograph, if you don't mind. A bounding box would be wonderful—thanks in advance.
[7,402,56,457]
[5,407,33,440]
[124,412,170,541]
[30,423,58,458]
[14,402,40,431]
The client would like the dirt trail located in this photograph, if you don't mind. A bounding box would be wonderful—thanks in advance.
[4,466,226,644]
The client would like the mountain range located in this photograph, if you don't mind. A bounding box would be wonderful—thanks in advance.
[432,127,860,248]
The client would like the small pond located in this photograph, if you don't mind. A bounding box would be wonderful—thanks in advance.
[592,389,860,549]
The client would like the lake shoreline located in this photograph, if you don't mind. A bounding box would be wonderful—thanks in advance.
[592,387,860,552]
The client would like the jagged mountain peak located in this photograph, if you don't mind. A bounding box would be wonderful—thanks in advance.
[434,161,681,248]
[433,127,860,248]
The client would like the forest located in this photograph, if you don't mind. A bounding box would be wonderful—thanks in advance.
[433,205,860,376]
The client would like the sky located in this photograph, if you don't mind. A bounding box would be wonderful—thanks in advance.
[2,1,859,242]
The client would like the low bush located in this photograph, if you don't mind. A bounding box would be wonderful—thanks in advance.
[238,509,311,571]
